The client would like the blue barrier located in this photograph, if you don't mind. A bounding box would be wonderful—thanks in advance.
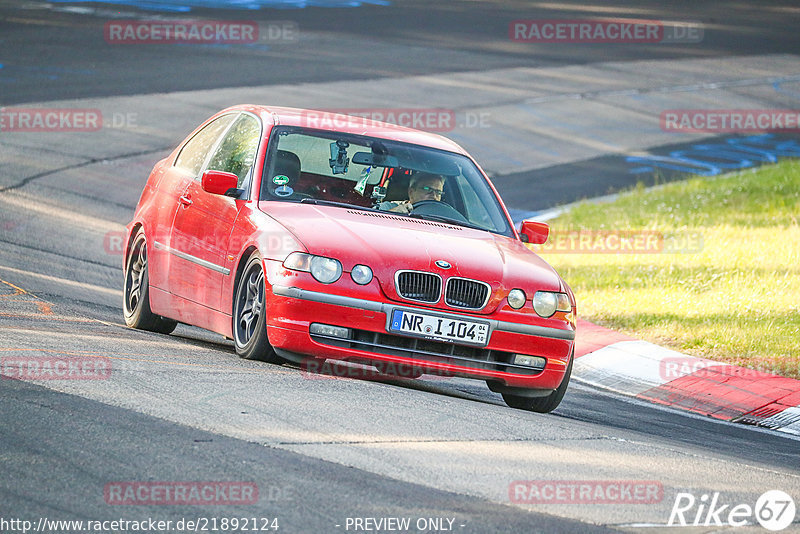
[49,0,390,11]
[626,134,800,177]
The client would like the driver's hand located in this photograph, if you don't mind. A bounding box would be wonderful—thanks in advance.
[390,201,413,214]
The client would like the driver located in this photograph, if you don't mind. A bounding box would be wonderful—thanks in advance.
[381,172,445,213]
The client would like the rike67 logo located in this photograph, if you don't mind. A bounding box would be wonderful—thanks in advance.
[668,490,796,531]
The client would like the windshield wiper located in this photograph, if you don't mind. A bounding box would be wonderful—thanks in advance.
[408,212,486,231]
[299,198,376,212]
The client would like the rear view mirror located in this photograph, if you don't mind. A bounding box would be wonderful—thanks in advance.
[201,170,240,197]
[520,220,549,244]
[352,151,399,168]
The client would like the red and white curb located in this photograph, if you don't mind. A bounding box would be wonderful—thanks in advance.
[572,319,800,435]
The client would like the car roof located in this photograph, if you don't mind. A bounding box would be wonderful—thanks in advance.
[223,104,470,156]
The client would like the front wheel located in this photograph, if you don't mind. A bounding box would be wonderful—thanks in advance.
[123,230,177,334]
[233,255,281,363]
[502,352,573,413]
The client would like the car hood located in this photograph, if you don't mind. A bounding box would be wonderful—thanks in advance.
[260,202,563,313]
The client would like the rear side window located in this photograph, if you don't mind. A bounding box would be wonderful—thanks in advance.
[206,114,261,187]
[174,114,236,176]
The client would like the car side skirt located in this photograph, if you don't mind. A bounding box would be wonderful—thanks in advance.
[150,286,233,338]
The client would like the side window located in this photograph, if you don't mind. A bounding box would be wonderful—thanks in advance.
[455,174,494,228]
[174,114,236,176]
[206,114,261,187]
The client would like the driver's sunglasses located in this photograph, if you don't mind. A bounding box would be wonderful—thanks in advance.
[416,185,444,198]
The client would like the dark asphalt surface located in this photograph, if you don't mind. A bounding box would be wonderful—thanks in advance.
[2,378,618,534]
[2,1,800,105]
[494,133,800,212]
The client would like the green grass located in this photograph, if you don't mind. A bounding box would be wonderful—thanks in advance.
[535,159,800,378]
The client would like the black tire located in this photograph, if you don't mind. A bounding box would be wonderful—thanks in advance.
[233,255,281,363]
[502,352,573,413]
[123,230,177,334]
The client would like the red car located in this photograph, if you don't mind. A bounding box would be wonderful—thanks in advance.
[123,105,576,412]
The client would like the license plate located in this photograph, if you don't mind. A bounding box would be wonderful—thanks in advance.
[389,309,490,346]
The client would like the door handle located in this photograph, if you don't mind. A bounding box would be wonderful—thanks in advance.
[179,195,192,206]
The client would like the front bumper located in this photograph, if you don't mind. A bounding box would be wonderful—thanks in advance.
[265,282,575,390]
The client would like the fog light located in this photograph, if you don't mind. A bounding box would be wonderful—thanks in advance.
[513,354,546,369]
[310,323,351,339]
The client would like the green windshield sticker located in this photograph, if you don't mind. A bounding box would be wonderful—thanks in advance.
[354,166,371,196]
[273,175,289,185]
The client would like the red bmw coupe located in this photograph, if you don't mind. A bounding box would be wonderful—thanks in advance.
[123,105,576,412]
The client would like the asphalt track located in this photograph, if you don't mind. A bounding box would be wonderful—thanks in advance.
[1,1,800,532]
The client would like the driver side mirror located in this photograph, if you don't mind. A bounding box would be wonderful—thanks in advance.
[202,169,240,197]
[519,220,549,244]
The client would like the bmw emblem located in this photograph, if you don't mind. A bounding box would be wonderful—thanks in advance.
[435,260,451,269]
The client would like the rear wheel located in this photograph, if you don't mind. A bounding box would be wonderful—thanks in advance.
[233,255,281,363]
[501,352,573,413]
[123,230,177,334]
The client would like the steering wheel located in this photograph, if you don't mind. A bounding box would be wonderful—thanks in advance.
[410,200,469,223]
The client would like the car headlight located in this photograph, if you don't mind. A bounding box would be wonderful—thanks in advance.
[507,288,526,309]
[350,264,373,285]
[533,291,571,317]
[310,256,342,284]
[283,252,312,271]
[283,252,342,284]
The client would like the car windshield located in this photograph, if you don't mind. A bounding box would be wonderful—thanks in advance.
[260,127,513,236]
